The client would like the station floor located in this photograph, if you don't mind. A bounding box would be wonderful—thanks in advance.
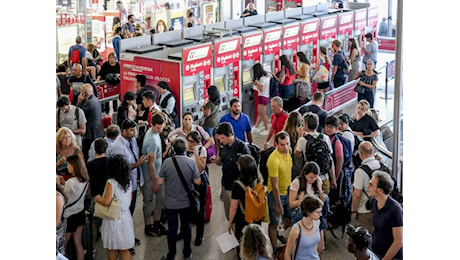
[92,52,400,260]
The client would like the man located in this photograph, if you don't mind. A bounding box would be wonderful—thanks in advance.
[107,118,148,253]
[363,33,378,67]
[266,131,292,250]
[112,27,122,61]
[68,64,97,105]
[158,137,201,260]
[324,115,344,184]
[67,36,87,73]
[264,97,288,149]
[331,39,347,88]
[140,90,161,127]
[87,124,120,162]
[351,141,381,233]
[298,92,327,133]
[212,122,250,219]
[294,113,336,193]
[156,81,180,128]
[367,171,403,260]
[76,84,105,161]
[140,112,168,237]
[86,138,109,255]
[135,74,160,113]
[56,96,86,148]
[122,14,135,38]
[218,97,252,145]
[346,224,380,260]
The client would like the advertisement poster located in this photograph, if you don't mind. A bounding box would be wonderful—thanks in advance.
[203,3,215,25]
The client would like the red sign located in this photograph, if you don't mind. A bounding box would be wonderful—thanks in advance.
[56,13,85,27]
[320,16,338,39]
[325,81,358,111]
[354,9,367,32]
[242,32,263,62]
[338,12,354,36]
[263,28,282,55]
[300,20,319,45]
[367,7,379,28]
[182,43,213,76]
[283,24,300,51]
[96,82,120,101]
[378,37,396,52]
[214,37,242,67]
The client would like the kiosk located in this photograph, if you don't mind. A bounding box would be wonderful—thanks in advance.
[337,11,355,54]
[366,7,379,41]
[318,14,338,62]
[266,11,299,67]
[353,8,367,53]
[298,17,320,83]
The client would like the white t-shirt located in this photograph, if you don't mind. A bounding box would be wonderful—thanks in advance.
[290,177,323,196]
[63,177,88,218]
[295,132,332,180]
[254,75,271,98]
[352,157,381,213]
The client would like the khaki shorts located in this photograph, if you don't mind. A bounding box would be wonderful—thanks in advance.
[141,175,165,215]
[322,178,330,194]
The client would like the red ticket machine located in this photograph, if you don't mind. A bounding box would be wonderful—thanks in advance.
[241,31,264,124]
[353,8,367,54]
[299,18,320,93]
[212,36,242,113]
[281,22,301,68]
[318,14,338,64]
[337,11,354,54]
[366,7,379,41]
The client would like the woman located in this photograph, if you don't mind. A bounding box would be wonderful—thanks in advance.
[112,16,121,37]
[186,131,208,246]
[295,52,312,105]
[283,111,304,179]
[315,46,331,94]
[251,63,270,135]
[240,2,258,17]
[348,38,361,83]
[353,60,379,108]
[199,85,220,137]
[143,16,154,34]
[240,224,272,260]
[184,9,196,28]
[168,112,213,149]
[97,52,120,82]
[156,81,179,126]
[56,182,67,256]
[56,127,84,180]
[338,114,355,154]
[117,91,137,126]
[273,55,296,102]
[288,162,329,258]
[156,19,168,34]
[95,154,134,260]
[228,155,262,259]
[284,195,323,260]
[87,43,102,74]
[350,100,380,142]
[63,154,89,260]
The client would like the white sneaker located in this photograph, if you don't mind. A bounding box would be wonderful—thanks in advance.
[259,130,269,136]
[252,127,261,133]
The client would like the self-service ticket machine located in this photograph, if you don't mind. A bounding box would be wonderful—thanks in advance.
[366,7,379,43]
[353,8,367,56]
[318,14,338,65]
[297,16,320,88]
[266,11,299,68]
[337,11,355,57]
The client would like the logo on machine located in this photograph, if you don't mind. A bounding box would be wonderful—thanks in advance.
[186,46,210,62]
[322,18,336,29]
[265,30,281,43]
[355,10,366,20]
[218,39,239,54]
[244,34,262,48]
[340,14,353,25]
[368,8,378,18]
[284,26,299,39]
[303,22,318,34]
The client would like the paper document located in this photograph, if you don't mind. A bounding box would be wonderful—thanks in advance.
[216,231,240,253]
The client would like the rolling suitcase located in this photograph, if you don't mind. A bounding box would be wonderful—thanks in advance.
[205,185,212,223]
[101,113,112,128]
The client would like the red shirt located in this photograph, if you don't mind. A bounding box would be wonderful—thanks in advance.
[271,110,289,146]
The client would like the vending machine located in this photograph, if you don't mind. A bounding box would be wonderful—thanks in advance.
[353,8,367,52]
[318,14,338,62]
[240,31,264,124]
[337,11,354,54]
[266,11,299,67]
[212,36,242,113]
[366,7,379,41]
[285,6,313,21]
[298,18,320,91]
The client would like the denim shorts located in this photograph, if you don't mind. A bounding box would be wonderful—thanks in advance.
[267,192,291,225]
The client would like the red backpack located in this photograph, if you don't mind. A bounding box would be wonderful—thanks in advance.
[70,45,82,64]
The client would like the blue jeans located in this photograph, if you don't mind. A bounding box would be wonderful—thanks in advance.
[166,207,192,260]
[280,84,294,99]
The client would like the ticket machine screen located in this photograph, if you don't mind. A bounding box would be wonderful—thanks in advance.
[215,77,226,93]
[183,85,195,104]
[242,70,252,85]
[263,63,272,73]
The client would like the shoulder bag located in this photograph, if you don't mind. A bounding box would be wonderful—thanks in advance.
[353,71,366,94]
[172,157,200,216]
[94,180,121,220]
[312,59,329,83]
[62,182,88,219]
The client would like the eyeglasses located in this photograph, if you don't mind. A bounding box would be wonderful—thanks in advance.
[187,139,195,143]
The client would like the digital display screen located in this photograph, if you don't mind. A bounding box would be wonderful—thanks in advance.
[263,63,272,73]
[215,77,226,93]
[183,85,195,104]
[242,70,252,86]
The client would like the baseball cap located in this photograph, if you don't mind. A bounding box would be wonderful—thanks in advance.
[346,224,372,249]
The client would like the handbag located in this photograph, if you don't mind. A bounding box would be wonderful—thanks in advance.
[172,157,200,216]
[94,181,121,220]
[105,73,120,85]
[354,84,366,94]
[312,64,329,83]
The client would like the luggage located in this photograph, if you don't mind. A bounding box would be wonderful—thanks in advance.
[101,113,112,128]
[205,185,212,223]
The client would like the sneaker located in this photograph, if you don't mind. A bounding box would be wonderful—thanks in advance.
[251,127,261,133]
[145,225,157,237]
[195,236,204,246]
[92,249,96,259]
[135,237,141,245]
[153,223,168,236]
[259,130,269,136]
[129,248,135,255]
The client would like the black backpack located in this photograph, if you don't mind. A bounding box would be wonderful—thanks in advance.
[304,134,332,175]
[269,77,280,98]
[243,142,262,166]
[359,161,403,205]
[258,146,276,186]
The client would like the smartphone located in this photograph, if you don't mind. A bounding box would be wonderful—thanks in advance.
[82,92,87,97]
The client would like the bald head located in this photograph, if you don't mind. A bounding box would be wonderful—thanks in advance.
[72,63,82,76]
[82,84,94,96]
[358,141,374,159]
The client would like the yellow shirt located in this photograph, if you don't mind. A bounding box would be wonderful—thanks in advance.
[267,148,293,195]
[296,62,310,83]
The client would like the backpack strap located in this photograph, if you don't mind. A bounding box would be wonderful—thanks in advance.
[358,164,374,199]
[235,180,247,214]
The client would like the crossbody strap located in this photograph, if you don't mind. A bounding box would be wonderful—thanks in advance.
[294,223,302,257]
[64,181,88,210]
[172,157,193,196]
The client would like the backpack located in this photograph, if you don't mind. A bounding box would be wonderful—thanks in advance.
[344,129,363,168]
[304,134,332,175]
[336,51,350,75]
[327,180,352,239]
[58,74,71,95]
[359,161,403,204]
[331,133,353,168]
[160,93,179,128]
[259,146,276,186]
[235,180,266,223]
[70,45,82,64]
[241,142,262,166]
[269,77,280,98]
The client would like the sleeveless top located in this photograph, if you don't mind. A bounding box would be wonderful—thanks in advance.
[56,147,79,176]
[294,221,320,260]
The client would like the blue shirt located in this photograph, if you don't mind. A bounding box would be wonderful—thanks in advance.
[370,196,403,259]
[68,44,87,64]
[107,135,144,191]
[112,35,121,61]
[140,129,162,178]
[87,136,116,162]
[219,112,252,142]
